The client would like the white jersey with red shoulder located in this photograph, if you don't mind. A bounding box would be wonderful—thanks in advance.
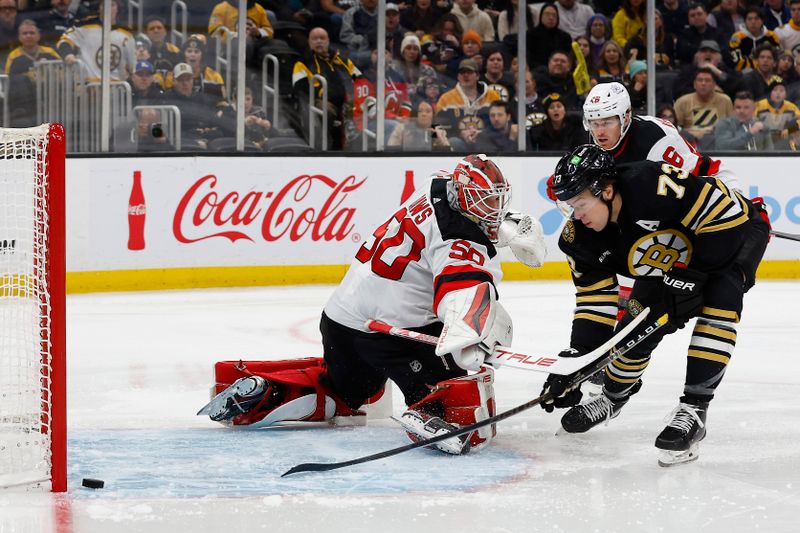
[324,175,503,333]
[612,115,740,191]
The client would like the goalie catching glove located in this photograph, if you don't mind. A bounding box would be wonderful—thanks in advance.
[495,210,547,267]
[436,282,513,371]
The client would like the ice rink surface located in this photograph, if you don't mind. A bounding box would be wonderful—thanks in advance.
[2,280,799,533]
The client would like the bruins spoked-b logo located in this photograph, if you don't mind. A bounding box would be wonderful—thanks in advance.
[562,219,576,243]
[628,229,692,276]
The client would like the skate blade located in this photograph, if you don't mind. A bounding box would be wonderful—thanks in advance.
[657,443,700,467]
[196,378,255,417]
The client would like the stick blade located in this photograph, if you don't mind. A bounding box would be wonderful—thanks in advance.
[281,462,340,477]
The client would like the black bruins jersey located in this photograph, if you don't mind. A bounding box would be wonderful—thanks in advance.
[558,160,758,347]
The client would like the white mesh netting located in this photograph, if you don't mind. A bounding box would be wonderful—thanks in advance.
[0,125,53,489]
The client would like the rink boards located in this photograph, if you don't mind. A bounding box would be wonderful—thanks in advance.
[64,155,800,293]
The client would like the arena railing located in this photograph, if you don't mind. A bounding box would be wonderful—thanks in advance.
[308,74,328,151]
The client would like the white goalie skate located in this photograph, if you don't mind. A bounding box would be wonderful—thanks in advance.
[655,402,708,467]
[197,376,268,421]
[395,410,470,455]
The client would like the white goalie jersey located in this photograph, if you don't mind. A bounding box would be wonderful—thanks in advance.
[324,176,503,333]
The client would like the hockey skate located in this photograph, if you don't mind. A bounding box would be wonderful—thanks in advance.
[580,370,605,400]
[656,402,708,467]
[559,379,641,434]
[197,376,268,421]
[395,410,470,455]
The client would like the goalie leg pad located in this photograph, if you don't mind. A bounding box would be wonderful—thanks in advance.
[207,358,383,427]
[400,366,496,453]
[436,282,513,371]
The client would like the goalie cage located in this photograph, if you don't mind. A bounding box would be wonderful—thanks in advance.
[0,124,66,492]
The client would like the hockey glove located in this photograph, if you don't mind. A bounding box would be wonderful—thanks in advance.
[540,348,584,412]
[662,263,708,328]
[496,211,547,267]
[751,196,771,240]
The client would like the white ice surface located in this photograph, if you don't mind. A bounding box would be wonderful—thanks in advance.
[1,280,799,533]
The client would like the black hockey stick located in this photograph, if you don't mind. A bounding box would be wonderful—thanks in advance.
[281,311,669,477]
[770,230,800,242]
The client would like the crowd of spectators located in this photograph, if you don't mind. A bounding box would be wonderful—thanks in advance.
[2,0,800,152]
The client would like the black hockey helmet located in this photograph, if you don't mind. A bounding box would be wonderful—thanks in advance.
[551,144,616,202]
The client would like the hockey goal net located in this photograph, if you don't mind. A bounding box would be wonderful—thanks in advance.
[0,124,66,492]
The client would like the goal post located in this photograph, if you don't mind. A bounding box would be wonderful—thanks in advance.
[0,123,66,492]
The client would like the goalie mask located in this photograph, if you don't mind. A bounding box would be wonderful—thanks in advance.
[449,154,511,242]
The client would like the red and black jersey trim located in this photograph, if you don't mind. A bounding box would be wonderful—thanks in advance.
[433,265,496,315]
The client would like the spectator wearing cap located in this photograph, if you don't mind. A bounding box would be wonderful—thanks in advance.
[556,0,595,40]
[450,0,495,42]
[481,48,514,102]
[391,33,437,95]
[763,0,791,30]
[293,26,362,150]
[527,3,572,69]
[57,0,135,81]
[777,49,799,85]
[626,60,648,113]
[144,16,181,76]
[755,74,800,148]
[164,62,224,150]
[534,50,579,109]
[5,19,59,126]
[776,0,800,54]
[164,34,226,100]
[369,3,409,58]
[729,7,780,71]
[453,29,482,76]
[131,60,165,107]
[435,57,501,150]
[134,33,151,62]
[473,100,520,152]
[674,66,733,145]
[31,0,73,49]
[714,90,774,150]
[611,0,645,48]
[208,0,273,41]
[401,0,446,39]
[741,42,778,100]
[528,92,588,150]
[676,3,727,65]
[340,0,378,68]
[672,39,738,100]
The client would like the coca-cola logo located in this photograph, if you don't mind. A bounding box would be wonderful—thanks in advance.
[173,173,366,244]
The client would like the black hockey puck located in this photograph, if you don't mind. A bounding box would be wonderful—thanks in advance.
[81,478,105,489]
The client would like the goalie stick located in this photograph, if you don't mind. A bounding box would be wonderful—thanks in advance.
[770,230,800,242]
[281,310,669,477]
[365,306,650,376]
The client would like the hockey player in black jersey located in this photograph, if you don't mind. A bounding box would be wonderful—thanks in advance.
[541,144,769,466]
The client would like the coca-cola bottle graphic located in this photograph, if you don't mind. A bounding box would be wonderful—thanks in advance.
[400,170,415,204]
[127,170,146,250]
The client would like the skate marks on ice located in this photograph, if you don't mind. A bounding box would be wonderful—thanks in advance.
[67,426,535,498]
